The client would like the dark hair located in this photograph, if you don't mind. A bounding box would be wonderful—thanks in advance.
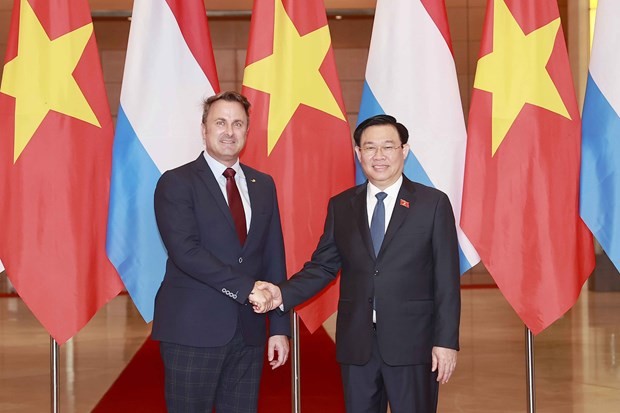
[353,114,409,147]
[202,91,251,126]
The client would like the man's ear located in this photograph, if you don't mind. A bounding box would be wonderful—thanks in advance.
[354,146,362,162]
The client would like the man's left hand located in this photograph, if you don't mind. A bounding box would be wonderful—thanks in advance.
[267,335,290,370]
[431,346,457,384]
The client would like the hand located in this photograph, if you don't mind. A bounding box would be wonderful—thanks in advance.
[267,335,290,369]
[249,281,273,313]
[431,346,457,384]
[254,281,283,313]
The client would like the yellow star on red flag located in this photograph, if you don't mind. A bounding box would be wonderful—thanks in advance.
[243,0,345,155]
[0,0,100,162]
[0,0,123,345]
[462,0,594,335]
[473,0,570,156]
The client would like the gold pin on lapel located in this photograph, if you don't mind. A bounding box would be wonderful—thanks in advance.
[250,179,256,183]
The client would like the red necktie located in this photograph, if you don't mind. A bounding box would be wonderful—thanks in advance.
[223,168,247,245]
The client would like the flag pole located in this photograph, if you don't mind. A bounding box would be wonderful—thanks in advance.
[525,326,536,413]
[291,311,301,413]
[50,336,59,413]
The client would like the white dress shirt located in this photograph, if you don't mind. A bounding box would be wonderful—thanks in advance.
[366,176,403,323]
[365,176,403,231]
[203,151,252,232]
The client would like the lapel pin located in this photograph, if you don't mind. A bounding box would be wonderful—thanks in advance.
[250,178,256,183]
[400,199,410,208]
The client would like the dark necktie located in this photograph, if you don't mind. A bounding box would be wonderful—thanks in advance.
[223,168,247,245]
[370,192,387,256]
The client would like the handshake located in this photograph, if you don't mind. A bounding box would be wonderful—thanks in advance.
[249,281,282,313]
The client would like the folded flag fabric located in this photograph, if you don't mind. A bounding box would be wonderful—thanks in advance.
[462,0,595,334]
[0,0,123,343]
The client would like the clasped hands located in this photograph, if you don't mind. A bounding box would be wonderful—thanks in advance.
[248,281,282,313]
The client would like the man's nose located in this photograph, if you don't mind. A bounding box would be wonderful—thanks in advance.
[373,150,387,159]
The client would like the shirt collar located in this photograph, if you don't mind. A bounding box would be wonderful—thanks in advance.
[367,175,403,200]
[203,151,244,179]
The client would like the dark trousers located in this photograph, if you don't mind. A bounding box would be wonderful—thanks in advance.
[160,326,264,413]
[340,333,439,413]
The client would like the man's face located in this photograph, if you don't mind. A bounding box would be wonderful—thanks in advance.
[202,99,249,167]
[355,124,409,190]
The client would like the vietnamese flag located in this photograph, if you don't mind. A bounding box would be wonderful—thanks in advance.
[0,0,123,343]
[241,0,354,332]
[461,0,594,334]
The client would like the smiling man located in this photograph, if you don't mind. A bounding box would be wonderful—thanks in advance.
[151,91,290,413]
[256,114,461,413]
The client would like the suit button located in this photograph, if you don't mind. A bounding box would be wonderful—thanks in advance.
[239,257,243,263]
[368,298,373,303]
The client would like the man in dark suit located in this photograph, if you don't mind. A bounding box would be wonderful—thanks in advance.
[152,91,290,413]
[257,114,460,413]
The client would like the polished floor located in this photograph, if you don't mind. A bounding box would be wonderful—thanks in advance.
[1,272,619,412]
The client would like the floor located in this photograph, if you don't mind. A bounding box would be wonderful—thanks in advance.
[1,271,619,412]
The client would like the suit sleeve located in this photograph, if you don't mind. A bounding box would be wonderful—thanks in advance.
[154,170,255,305]
[432,193,461,350]
[279,198,342,312]
[262,181,292,337]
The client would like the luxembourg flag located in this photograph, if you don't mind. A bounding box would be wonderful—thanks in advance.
[106,0,219,321]
[358,0,479,273]
[580,0,620,272]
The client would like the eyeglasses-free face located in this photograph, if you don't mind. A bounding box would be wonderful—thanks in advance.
[202,100,249,167]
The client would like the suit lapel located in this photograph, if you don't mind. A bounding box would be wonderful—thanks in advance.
[193,154,237,236]
[380,177,417,256]
[351,183,376,260]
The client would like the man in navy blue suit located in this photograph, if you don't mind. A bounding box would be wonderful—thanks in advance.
[257,115,460,413]
[152,91,290,413]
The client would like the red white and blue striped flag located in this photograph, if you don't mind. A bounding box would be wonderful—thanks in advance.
[357,0,480,273]
[580,0,620,273]
[106,0,219,321]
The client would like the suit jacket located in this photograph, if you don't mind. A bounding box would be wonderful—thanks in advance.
[152,154,290,347]
[280,176,460,366]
